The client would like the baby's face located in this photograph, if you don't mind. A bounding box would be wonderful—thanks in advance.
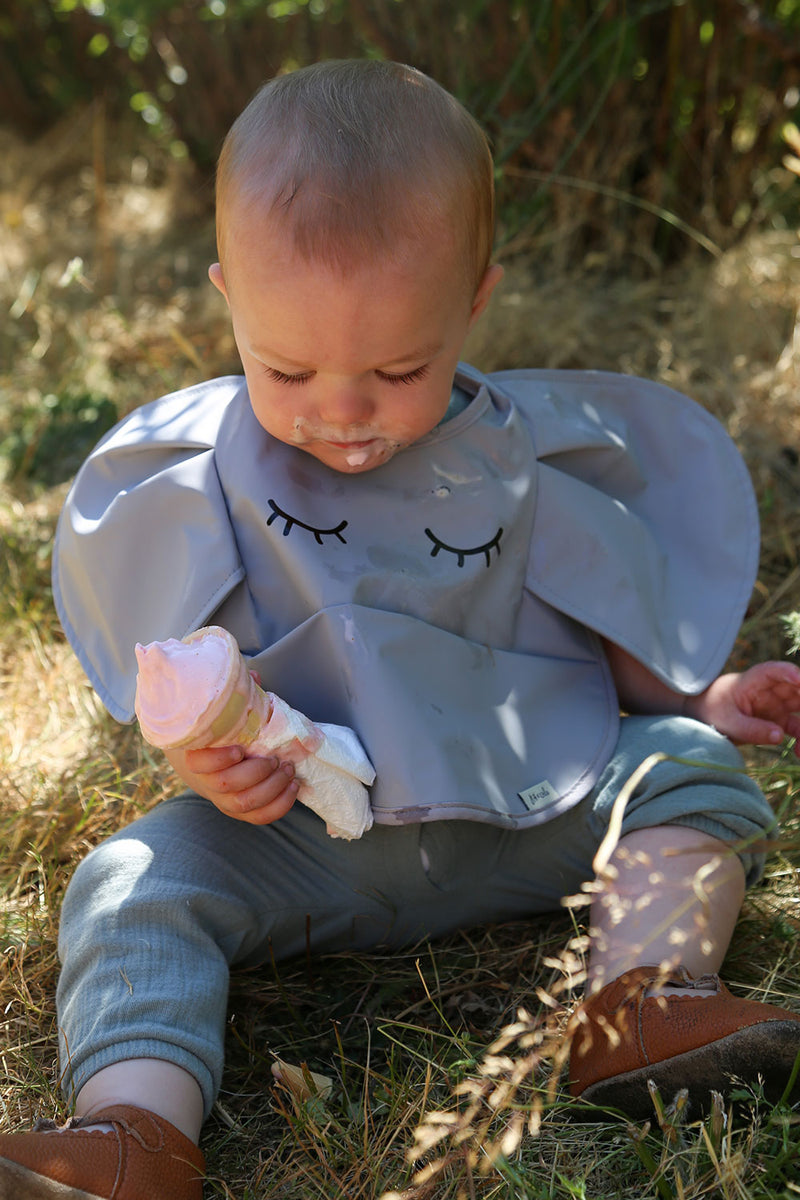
[210,217,501,473]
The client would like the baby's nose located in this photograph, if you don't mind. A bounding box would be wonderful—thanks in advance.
[318,383,375,428]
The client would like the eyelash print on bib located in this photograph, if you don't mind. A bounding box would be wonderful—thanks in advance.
[267,498,348,545]
[266,498,504,569]
[424,526,503,568]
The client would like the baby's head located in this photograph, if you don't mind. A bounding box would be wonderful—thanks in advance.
[211,60,503,474]
[215,59,494,294]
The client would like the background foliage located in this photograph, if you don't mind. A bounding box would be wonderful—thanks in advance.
[3,0,800,263]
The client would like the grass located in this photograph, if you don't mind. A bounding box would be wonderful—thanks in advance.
[2,118,800,1198]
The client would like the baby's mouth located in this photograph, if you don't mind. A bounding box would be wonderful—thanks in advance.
[290,423,404,468]
[325,438,375,448]
[291,421,376,446]
[319,436,405,470]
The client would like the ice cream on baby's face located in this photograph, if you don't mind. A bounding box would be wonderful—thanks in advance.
[134,626,263,750]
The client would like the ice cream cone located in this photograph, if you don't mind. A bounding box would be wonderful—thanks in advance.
[134,625,376,839]
[134,626,270,750]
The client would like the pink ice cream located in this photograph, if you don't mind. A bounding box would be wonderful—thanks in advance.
[134,627,268,750]
[134,626,375,840]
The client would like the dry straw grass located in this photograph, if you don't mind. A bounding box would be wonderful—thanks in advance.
[2,116,800,1198]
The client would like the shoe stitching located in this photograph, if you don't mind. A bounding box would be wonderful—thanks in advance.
[636,971,727,1068]
[91,1107,167,1153]
[112,1125,125,1197]
[635,980,653,1067]
[119,1118,166,1154]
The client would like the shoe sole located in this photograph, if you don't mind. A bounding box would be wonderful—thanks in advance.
[0,1157,104,1200]
[578,1019,800,1120]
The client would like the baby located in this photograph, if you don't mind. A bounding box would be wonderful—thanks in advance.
[3,58,800,1200]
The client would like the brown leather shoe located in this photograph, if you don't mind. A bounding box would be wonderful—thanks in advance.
[0,1104,205,1199]
[569,965,800,1119]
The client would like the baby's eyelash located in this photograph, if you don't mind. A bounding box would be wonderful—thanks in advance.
[262,364,430,386]
[263,366,313,386]
[377,365,430,386]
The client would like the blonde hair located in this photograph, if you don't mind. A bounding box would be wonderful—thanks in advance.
[216,59,495,292]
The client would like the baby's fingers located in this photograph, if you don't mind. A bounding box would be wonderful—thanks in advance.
[743,660,800,697]
[185,744,246,775]
[212,758,300,824]
[729,713,785,747]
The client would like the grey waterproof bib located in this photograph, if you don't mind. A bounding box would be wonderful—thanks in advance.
[53,365,759,828]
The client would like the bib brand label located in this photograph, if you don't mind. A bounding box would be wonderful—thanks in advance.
[518,780,558,810]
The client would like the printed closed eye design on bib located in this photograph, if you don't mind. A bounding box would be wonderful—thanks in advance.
[267,496,504,570]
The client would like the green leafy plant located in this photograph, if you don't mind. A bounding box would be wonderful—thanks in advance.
[0,390,118,487]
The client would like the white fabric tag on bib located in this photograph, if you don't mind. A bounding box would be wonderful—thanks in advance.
[518,781,558,811]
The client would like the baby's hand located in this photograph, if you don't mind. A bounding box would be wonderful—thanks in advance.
[687,661,800,751]
[164,744,300,824]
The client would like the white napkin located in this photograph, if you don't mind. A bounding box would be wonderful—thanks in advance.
[249,693,375,840]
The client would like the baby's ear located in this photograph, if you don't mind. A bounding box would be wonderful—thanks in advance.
[208,262,229,301]
[468,263,504,328]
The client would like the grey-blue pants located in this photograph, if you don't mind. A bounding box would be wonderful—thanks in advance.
[56,716,776,1119]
